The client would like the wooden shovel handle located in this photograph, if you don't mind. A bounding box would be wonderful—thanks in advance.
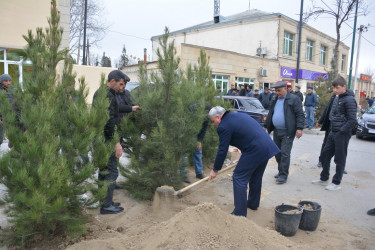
[175,161,238,195]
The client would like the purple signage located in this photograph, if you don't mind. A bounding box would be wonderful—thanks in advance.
[281,67,328,81]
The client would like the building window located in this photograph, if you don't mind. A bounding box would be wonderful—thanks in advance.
[306,40,314,61]
[341,54,346,71]
[320,45,327,65]
[235,77,255,86]
[283,31,294,56]
[212,74,230,94]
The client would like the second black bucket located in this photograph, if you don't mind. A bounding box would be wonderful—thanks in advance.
[275,204,303,237]
[298,200,322,231]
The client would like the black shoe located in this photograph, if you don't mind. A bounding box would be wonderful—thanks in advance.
[183,177,191,183]
[196,173,206,179]
[317,162,322,168]
[276,177,287,184]
[274,173,279,179]
[100,205,124,214]
[115,183,124,190]
[112,202,121,207]
[247,204,258,211]
[367,208,375,216]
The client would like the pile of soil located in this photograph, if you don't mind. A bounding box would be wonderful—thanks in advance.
[68,203,308,250]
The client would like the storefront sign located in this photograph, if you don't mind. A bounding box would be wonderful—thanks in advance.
[280,67,328,81]
[360,74,372,82]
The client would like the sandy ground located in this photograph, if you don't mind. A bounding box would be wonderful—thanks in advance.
[1,134,375,249]
[63,156,374,250]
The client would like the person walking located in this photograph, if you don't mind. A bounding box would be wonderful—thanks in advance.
[293,85,304,102]
[208,106,279,217]
[265,81,304,184]
[312,75,357,191]
[93,70,129,214]
[304,87,318,129]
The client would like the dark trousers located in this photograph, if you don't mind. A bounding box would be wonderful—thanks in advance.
[98,153,119,207]
[273,129,295,180]
[0,124,3,145]
[318,130,330,163]
[232,158,268,217]
[320,131,351,185]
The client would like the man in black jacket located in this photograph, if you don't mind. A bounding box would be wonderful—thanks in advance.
[93,70,128,214]
[265,81,304,184]
[292,85,304,102]
[312,75,357,191]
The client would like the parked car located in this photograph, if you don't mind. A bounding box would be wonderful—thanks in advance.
[216,95,268,126]
[356,104,375,139]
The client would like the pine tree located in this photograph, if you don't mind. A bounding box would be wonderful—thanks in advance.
[118,28,218,200]
[118,45,129,69]
[0,1,111,246]
[100,52,112,67]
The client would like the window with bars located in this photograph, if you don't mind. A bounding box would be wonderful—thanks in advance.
[320,45,327,65]
[283,31,294,56]
[306,40,314,61]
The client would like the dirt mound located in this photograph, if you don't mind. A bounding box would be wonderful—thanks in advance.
[68,203,307,250]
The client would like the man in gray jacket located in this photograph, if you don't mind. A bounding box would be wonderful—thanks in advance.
[265,81,305,184]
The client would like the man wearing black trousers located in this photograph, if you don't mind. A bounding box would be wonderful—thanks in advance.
[312,75,357,191]
[93,70,129,214]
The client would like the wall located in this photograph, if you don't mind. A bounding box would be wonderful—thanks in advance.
[0,0,69,49]
[71,65,118,104]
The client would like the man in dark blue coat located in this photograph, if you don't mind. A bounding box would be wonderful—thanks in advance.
[208,106,280,217]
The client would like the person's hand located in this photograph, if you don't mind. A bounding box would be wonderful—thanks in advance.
[196,141,202,151]
[115,142,123,158]
[295,129,303,139]
[316,123,320,128]
[209,169,218,180]
[132,105,141,112]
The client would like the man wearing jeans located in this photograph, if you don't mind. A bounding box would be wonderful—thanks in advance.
[304,87,318,129]
[265,81,305,184]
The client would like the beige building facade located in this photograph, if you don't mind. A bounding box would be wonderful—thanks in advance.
[0,0,70,86]
[150,10,350,94]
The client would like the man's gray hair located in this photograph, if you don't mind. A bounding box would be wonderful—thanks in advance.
[208,106,226,118]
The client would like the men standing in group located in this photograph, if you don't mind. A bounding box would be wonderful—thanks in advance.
[246,85,254,97]
[253,89,260,99]
[265,81,304,184]
[208,106,279,217]
[312,75,357,191]
[287,82,293,93]
[259,87,272,110]
[304,86,318,130]
[93,70,129,214]
[0,74,13,145]
[293,85,304,102]
[239,85,247,96]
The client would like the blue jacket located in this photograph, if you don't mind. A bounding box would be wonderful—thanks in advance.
[304,92,318,107]
[213,111,280,172]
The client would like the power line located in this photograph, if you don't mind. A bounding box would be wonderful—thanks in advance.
[108,30,149,41]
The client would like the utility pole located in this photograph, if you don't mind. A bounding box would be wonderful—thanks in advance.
[82,0,88,65]
[86,39,90,65]
[295,0,304,85]
[348,0,359,89]
[353,25,368,102]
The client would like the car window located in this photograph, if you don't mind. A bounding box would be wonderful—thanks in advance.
[233,99,240,109]
[240,98,264,110]
[368,105,375,114]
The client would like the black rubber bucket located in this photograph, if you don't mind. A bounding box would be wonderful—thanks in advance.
[298,200,322,231]
[275,204,303,237]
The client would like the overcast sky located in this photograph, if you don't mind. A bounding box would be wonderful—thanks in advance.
[90,0,375,74]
